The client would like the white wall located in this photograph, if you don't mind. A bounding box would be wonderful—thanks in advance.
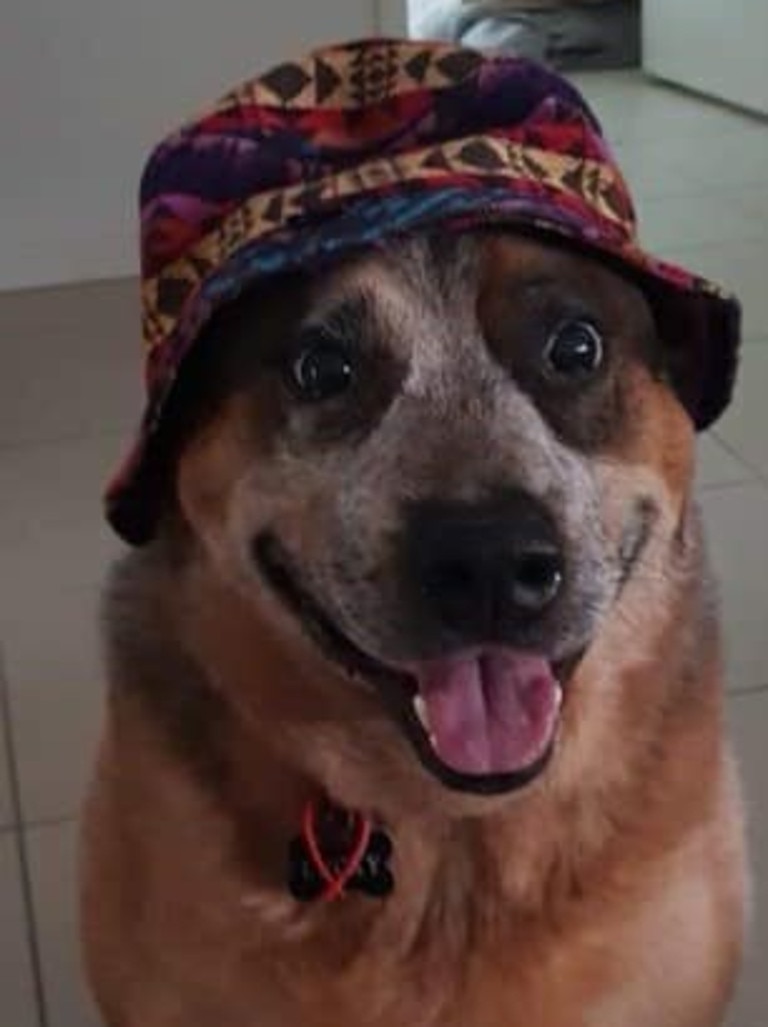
[644,0,768,116]
[1,0,377,290]
[377,0,409,35]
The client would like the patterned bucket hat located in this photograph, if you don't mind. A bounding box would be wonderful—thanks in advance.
[107,38,740,545]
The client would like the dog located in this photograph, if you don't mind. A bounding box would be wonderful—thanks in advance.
[81,39,746,1027]
[82,228,746,1027]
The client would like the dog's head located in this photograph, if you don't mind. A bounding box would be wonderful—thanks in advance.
[167,230,699,804]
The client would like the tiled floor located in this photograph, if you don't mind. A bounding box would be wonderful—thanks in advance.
[0,69,767,1027]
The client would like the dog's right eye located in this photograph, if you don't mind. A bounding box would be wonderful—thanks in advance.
[543,319,604,382]
[286,334,356,403]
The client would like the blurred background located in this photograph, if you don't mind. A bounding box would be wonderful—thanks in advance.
[1,3,766,1026]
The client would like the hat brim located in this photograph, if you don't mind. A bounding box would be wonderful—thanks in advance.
[107,184,740,545]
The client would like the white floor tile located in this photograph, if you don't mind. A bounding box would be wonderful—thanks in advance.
[663,242,768,342]
[0,665,16,828]
[636,192,767,257]
[613,137,709,201]
[718,345,768,478]
[27,821,101,1027]
[0,752,13,828]
[0,279,142,448]
[0,433,124,595]
[0,833,39,1027]
[522,73,767,208]
[697,435,754,492]
[2,587,104,825]
[701,483,768,694]
[726,689,768,1027]
[614,122,768,200]
[575,71,757,148]
[734,185,768,231]
[687,128,768,192]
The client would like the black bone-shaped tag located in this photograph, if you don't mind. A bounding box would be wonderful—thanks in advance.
[288,824,394,901]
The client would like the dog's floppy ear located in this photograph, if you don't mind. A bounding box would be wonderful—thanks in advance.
[653,286,741,432]
[115,276,311,544]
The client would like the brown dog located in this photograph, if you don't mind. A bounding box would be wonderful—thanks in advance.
[82,231,746,1027]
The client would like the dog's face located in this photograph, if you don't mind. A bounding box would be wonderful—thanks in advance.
[174,231,695,800]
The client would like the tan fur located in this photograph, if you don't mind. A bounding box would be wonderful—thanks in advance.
[81,233,746,1027]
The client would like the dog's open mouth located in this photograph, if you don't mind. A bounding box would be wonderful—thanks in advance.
[254,534,580,796]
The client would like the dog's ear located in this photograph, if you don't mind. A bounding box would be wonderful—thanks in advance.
[653,286,740,432]
[117,274,310,544]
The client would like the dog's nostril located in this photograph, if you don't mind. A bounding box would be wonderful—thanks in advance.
[421,546,563,624]
[509,550,564,612]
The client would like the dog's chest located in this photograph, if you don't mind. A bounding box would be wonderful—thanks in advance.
[227,892,607,1027]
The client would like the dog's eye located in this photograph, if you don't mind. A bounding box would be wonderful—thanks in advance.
[287,335,355,402]
[544,320,604,380]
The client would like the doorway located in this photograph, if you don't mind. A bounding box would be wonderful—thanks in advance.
[406,0,641,71]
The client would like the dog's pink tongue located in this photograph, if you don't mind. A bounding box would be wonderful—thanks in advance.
[413,652,561,776]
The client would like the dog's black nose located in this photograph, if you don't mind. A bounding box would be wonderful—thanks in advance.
[405,491,565,639]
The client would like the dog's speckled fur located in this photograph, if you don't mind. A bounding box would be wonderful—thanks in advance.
[81,232,746,1027]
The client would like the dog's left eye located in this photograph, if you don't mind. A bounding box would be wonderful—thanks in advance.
[287,334,355,402]
[544,319,604,381]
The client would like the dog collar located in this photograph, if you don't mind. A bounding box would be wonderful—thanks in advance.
[288,798,394,902]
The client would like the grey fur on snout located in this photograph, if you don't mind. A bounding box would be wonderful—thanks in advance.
[228,237,616,666]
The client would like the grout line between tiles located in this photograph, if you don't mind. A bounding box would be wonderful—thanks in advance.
[0,427,128,458]
[697,478,755,494]
[0,660,50,1027]
[729,682,768,701]
[711,432,768,491]
[0,274,138,302]
[643,72,768,125]
[23,814,79,832]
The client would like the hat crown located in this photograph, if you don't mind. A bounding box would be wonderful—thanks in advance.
[139,40,634,284]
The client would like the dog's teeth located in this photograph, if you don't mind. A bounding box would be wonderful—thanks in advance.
[413,695,429,731]
[413,697,439,750]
